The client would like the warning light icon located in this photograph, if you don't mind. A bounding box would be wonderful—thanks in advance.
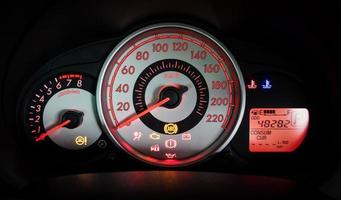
[261,80,272,90]
[149,132,161,140]
[150,144,160,152]
[182,133,192,141]
[133,131,142,141]
[165,139,177,149]
[75,136,87,146]
[247,79,257,89]
[164,123,178,135]
[165,153,176,159]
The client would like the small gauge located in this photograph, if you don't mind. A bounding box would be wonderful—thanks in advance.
[23,72,102,150]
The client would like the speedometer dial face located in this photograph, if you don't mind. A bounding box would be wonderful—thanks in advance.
[97,24,245,166]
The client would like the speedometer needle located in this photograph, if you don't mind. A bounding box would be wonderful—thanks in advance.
[117,97,170,129]
[35,120,71,142]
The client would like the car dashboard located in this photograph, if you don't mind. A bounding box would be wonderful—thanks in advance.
[0,0,340,199]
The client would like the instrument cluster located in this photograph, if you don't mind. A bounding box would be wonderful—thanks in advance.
[7,23,320,172]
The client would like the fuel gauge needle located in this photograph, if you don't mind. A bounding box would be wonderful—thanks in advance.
[117,97,170,129]
[35,120,71,142]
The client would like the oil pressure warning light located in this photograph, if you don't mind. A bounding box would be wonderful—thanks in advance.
[249,108,309,152]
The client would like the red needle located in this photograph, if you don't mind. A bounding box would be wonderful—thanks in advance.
[117,97,170,129]
[35,119,71,142]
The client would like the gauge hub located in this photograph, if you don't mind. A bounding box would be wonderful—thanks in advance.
[61,110,84,129]
[159,85,187,109]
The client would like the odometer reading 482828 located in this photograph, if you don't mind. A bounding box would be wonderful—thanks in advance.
[97,24,245,166]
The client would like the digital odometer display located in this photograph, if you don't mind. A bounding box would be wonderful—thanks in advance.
[97,24,245,167]
[249,108,309,152]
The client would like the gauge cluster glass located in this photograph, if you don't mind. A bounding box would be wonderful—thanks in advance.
[97,24,245,166]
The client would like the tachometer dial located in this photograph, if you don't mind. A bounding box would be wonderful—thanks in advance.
[23,72,102,150]
[97,24,245,166]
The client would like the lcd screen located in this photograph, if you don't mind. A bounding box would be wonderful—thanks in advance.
[249,108,309,152]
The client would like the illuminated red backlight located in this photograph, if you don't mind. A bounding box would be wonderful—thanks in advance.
[249,108,309,152]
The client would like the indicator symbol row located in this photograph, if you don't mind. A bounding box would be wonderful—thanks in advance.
[247,79,272,90]
[133,131,192,141]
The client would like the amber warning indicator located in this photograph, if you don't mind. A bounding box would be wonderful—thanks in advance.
[249,108,309,152]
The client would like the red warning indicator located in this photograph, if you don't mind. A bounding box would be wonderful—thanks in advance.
[249,108,309,152]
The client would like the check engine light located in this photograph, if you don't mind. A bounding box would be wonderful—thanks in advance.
[249,108,309,152]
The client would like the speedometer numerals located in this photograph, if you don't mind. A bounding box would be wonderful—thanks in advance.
[190,50,207,60]
[121,65,135,75]
[152,42,189,53]
[172,42,188,51]
[211,80,228,90]
[136,51,149,61]
[115,84,129,93]
[206,114,224,123]
[204,64,220,73]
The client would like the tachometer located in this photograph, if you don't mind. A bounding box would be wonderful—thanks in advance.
[23,72,102,151]
[97,23,245,166]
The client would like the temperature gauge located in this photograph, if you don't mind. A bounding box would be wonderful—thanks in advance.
[23,72,102,150]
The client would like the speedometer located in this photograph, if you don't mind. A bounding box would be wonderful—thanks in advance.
[97,23,245,166]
